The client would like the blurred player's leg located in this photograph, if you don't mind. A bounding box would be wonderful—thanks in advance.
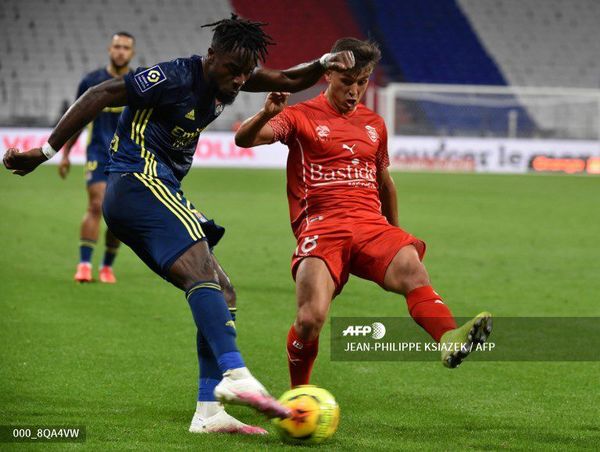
[169,242,289,419]
[99,228,120,283]
[190,255,267,434]
[287,257,335,388]
[75,182,106,282]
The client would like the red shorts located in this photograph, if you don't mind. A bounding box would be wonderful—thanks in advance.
[291,212,426,294]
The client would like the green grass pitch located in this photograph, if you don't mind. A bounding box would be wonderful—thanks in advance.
[1,166,599,450]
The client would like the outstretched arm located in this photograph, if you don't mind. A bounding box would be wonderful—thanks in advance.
[235,92,290,147]
[378,168,399,227]
[3,78,127,176]
[242,51,355,93]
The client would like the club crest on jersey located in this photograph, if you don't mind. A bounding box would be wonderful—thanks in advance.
[315,125,330,140]
[365,125,379,142]
[215,103,225,116]
[134,65,167,93]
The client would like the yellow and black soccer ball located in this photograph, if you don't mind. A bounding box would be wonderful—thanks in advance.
[272,385,340,444]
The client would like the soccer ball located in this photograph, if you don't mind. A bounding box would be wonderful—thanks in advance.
[272,385,340,444]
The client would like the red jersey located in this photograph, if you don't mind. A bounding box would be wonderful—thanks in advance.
[268,93,390,235]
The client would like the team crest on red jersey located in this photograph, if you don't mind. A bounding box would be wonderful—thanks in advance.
[315,125,330,140]
[365,125,379,142]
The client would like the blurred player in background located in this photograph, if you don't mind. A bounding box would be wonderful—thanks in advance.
[235,37,493,388]
[4,15,354,434]
[59,32,135,283]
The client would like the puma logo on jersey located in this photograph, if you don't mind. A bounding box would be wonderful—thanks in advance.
[185,109,195,120]
[342,143,356,154]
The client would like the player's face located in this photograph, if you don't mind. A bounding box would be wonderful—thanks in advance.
[206,48,256,104]
[108,35,135,69]
[325,66,373,115]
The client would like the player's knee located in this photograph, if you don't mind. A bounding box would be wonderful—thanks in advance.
[296,305,327,337]
[169,244,217,291]
[403,267,430,293]
[398,260,430,293]
[386,255,430,294]
[195,253,217,282]
[88,199,103,218]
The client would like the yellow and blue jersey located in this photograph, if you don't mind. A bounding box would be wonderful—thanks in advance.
[77,68,125,164]
[108,56,223,187]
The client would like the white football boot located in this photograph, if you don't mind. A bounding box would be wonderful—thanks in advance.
[214,367,291,419]
[189,401,267,434]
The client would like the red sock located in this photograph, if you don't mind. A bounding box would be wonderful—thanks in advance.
[286,325,319,388]
[406,286,457,342]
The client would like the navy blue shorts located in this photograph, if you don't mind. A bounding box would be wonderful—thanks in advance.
[103,172,223,278]
[85,156,109,186]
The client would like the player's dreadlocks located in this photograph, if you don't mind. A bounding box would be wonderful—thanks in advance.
[202,14,275,65]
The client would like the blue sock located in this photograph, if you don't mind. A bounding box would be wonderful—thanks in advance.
[197,331,221,402]
[102,247,118,267]
[79,239,96,263]
[186,281,245,374]
[197,308,240,401]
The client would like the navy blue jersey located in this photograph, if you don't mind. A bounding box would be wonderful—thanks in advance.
[77,68,125,162]
[107,56,224,185]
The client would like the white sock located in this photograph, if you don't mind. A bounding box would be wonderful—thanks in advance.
[195,401,223,418]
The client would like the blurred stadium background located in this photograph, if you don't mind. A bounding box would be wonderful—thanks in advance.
[1,0,600,174]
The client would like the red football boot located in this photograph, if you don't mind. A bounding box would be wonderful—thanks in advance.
[74,263,93,283]
[99,266,117,284]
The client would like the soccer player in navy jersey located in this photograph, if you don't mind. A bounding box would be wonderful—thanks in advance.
[58,32,135,284]
[4,15,355,434]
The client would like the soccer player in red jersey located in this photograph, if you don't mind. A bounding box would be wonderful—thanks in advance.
[235,38,492,388]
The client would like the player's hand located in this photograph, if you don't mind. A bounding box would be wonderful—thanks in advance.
[263,92,290,117]
[2,147,47,176]
[58,156,71,179]
[320,50,355,72]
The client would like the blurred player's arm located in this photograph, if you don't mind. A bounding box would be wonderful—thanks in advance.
[242,51,355,93]
[378,169,399,227]
[58,130,83,179]
[235,92,290,147]
[59,77,90,178]
[3,78,127,176]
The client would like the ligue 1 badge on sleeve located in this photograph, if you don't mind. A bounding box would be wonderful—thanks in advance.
[134,65,167,92]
